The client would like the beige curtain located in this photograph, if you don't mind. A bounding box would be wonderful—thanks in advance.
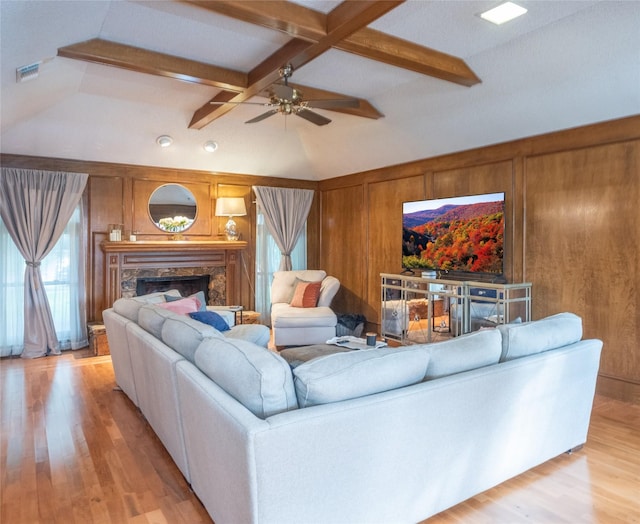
[253,186,314,271]
[0,168,88,358]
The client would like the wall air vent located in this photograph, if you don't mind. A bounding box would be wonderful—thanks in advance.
[16,62,41,83]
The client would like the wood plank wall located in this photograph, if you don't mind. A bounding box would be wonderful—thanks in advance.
[318,115,640,404]
[2,115,638,403]
[0,155,319,321]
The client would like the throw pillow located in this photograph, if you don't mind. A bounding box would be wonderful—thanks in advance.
[188,310,230,332]
[156,296,199,315]
[290,280,322,308]
[165,291,207,311]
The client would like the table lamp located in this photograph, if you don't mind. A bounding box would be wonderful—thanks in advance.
[215,197,247,241]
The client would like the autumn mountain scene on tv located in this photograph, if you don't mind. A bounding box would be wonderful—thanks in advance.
[403,200,504,273]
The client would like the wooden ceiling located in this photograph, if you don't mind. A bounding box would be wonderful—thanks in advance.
[57,0,480,130]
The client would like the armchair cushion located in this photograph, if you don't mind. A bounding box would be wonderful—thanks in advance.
[271,270,327,304]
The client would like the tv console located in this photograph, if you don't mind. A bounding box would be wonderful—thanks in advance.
[380,273,531,345]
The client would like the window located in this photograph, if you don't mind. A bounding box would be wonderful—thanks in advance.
[254,209,306,325]
[0,204,86,356]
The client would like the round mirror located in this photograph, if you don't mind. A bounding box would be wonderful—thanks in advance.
[149,184,197,232]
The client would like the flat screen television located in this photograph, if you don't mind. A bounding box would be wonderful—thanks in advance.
[402,192,505,275]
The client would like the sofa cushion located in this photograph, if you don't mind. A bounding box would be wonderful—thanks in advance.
[224,324,271,347]
[497,312,583,362]
[162,315,223,362]
[194,338,298,418]
[112,289,182,322]
[422,328,502,379]
[189,310,230,332]
[138,305,176,339]
[290,280,322,308]
[292,347,430,408]
[156,296,200,315]
[166,291,207,311]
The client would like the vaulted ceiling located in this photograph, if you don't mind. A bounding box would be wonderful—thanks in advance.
[1,1,638,180]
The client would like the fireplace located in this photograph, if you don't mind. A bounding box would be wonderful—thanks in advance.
[101,240,246,310]
[121,266,226,305]
[136,275,211,300]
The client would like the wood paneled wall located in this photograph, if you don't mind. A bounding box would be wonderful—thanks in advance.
[0,155,318,321]
[2,115,639,403]
[319,115,640,404]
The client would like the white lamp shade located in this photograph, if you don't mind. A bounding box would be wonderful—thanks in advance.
[215,197,247,217]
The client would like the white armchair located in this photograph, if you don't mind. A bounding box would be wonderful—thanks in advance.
[270,270,340,348]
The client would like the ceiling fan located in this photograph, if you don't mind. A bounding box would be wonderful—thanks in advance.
[211,64,359,126]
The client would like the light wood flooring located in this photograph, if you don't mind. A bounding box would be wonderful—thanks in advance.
[1,350,639,523]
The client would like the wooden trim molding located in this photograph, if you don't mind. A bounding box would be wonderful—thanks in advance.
[100,240,247,311]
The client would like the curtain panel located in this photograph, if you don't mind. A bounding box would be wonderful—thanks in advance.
[252,186,314,271]
[0,168,88,358]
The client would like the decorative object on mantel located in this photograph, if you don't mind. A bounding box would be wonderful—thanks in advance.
[108,223,124,241]
[216,197,247,241]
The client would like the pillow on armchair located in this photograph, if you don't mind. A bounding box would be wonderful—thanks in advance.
[290,280,322,308]
[271,270,327,304]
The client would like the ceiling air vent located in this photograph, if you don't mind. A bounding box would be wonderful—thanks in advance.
[16,61,41,83]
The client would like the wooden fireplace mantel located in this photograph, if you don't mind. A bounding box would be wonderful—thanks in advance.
[101,240,247,253]
[100,240,248,309]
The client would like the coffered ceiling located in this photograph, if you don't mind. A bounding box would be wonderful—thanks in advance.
[1,1,638,180]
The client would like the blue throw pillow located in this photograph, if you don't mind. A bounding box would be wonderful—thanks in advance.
[188,310,230,332]
[165,291,207,311]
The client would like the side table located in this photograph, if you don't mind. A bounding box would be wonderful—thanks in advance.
[240,310,261,324]
[87,322,110,356]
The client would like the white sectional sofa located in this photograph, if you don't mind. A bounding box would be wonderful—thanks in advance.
[102,290,270,481]
[103,294,602,524]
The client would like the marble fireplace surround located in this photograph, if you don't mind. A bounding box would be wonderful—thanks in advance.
[101,240,247,309]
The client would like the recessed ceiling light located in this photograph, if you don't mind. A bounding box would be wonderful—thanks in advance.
[203,140,218,153]
[156,135,173,147]
[480,2,527,25]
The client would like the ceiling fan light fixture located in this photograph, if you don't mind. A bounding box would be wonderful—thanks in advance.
[203,140,218,153]
[480,2,527,25]
[156,135,173,148]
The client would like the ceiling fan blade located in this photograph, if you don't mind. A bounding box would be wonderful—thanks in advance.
[272,83,295,100]
[245,109,278,124]
[296,109,331,126]
[210,101,270,106]
[306,98,360,109]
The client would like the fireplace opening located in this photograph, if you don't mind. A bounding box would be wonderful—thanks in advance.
[136,275,211,302]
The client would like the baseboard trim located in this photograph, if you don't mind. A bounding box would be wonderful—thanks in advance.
[596,374,640,405]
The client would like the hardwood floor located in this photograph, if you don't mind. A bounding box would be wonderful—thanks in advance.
[1,351,639,523]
